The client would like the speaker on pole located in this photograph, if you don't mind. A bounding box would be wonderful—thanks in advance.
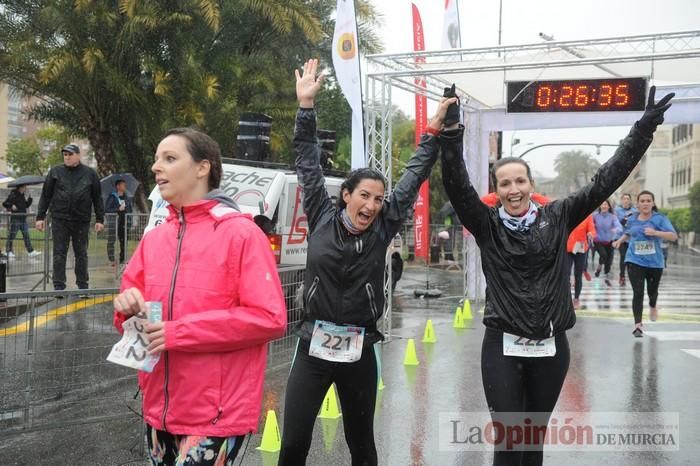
[317,129,336,169]
[236,113,272,161]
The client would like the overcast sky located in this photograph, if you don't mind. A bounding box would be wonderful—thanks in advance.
[367,0,700,178]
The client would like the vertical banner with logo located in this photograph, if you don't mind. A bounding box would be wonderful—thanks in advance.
[332,0,366,169]
[412,2,429,261]
[442,0,461,50]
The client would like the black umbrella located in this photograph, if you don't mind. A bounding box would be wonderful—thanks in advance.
[7,175,45,188]
[100,173,140,204]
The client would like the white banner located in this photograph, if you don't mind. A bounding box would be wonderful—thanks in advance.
[332,0,365,169]
[442,0,461,50]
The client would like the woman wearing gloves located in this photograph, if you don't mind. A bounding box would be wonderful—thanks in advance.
[113,128,287,466]
[277,59,460,465]
[440,87,673,465]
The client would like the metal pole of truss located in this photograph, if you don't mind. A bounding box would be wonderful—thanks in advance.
[365,74,396,341]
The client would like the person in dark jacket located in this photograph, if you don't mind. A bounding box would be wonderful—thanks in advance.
[278,59,459,466]
[104,179,133,266]
[614,193,637,285]
[440,86,673,466]
[3,185,41,257]
[36,143,105,293]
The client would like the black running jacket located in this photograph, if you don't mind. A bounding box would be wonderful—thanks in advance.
[441,123,653,340]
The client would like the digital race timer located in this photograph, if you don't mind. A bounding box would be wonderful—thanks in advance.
[506,78,647,113]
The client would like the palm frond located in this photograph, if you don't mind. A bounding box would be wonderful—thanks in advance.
[202,74,219,100]
[81,47,105,74]
[153,69,171,97]
[194,0,221,31]
[39,52,79,85]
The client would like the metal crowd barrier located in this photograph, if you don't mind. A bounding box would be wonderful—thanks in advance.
[0,289,136,435]
[0,265,307,436]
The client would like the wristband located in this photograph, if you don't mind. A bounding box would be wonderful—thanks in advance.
[426,126,441,137]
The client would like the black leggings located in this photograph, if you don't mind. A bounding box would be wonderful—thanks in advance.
[627,263,664,324]
[481,328,570,466]
[618,242,629,277]
[279,338,379,466]
[594,242,614,275]
[568,253,586,299]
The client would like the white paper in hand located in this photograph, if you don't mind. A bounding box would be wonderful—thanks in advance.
[107,302,162,372]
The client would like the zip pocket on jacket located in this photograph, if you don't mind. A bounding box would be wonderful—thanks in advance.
[366,283,379,320]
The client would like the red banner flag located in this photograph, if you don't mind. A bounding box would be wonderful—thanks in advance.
[412,3,429,261]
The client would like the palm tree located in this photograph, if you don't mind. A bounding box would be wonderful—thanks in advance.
[0,0,382,200]
[553,150,601,194]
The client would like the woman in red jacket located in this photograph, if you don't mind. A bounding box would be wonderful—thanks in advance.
[113,128,287,466]
[567,215,596,309]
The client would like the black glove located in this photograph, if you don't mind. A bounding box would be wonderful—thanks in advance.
[637,85,674,136]
[442,84,461,127]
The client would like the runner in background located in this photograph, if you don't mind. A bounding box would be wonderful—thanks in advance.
[614,193,637,285]
[593,199,622,286]
[614,191,677,337]
[567,215,596,310]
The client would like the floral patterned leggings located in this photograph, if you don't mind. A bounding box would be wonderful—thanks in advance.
[146,424,247,466]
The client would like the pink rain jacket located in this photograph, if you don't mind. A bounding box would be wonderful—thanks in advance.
[114,199,287,436]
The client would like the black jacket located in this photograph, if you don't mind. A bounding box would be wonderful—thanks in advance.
[293,108,447,345]
[440,123,653,340]
[3,189,33,219]
[37,164,104,223]
[104,191,133,225]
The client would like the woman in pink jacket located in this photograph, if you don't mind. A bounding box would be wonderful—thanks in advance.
[113,128,287,466]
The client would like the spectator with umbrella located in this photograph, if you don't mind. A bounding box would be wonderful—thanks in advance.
[3,176,45,258]
[104,178,133,267]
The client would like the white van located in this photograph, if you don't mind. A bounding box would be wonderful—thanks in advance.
[146,160,404,288]
[146,160,344,268]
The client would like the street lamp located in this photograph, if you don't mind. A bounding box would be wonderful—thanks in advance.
[516,142,620,159]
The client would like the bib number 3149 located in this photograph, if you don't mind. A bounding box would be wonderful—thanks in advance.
[503,332,556,357]
[309,320,365,363]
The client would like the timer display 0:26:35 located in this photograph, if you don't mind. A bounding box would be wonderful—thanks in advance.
[507,78,647,113]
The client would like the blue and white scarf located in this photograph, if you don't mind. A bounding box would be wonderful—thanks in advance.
[498,202,539,232]
[340,209,362,235]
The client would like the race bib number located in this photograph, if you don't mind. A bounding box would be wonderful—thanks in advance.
[572,241,586,254]
[309,320,365,363]
[503,332,556,357]
[634,240,656,255]
[107,302,162,372]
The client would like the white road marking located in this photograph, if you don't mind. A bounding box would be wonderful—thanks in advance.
[644,331,700,341]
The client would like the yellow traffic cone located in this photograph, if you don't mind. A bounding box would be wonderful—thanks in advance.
[403,338,420,366]
[422,319,437,343]
[318,384,342,419]
[462,299,473,320]
[453,308,465,329]
[320,417,340,451]
[378,375,385,391]
[256,410,281,452]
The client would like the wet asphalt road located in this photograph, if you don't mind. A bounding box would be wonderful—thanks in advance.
[1,247,699,465]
